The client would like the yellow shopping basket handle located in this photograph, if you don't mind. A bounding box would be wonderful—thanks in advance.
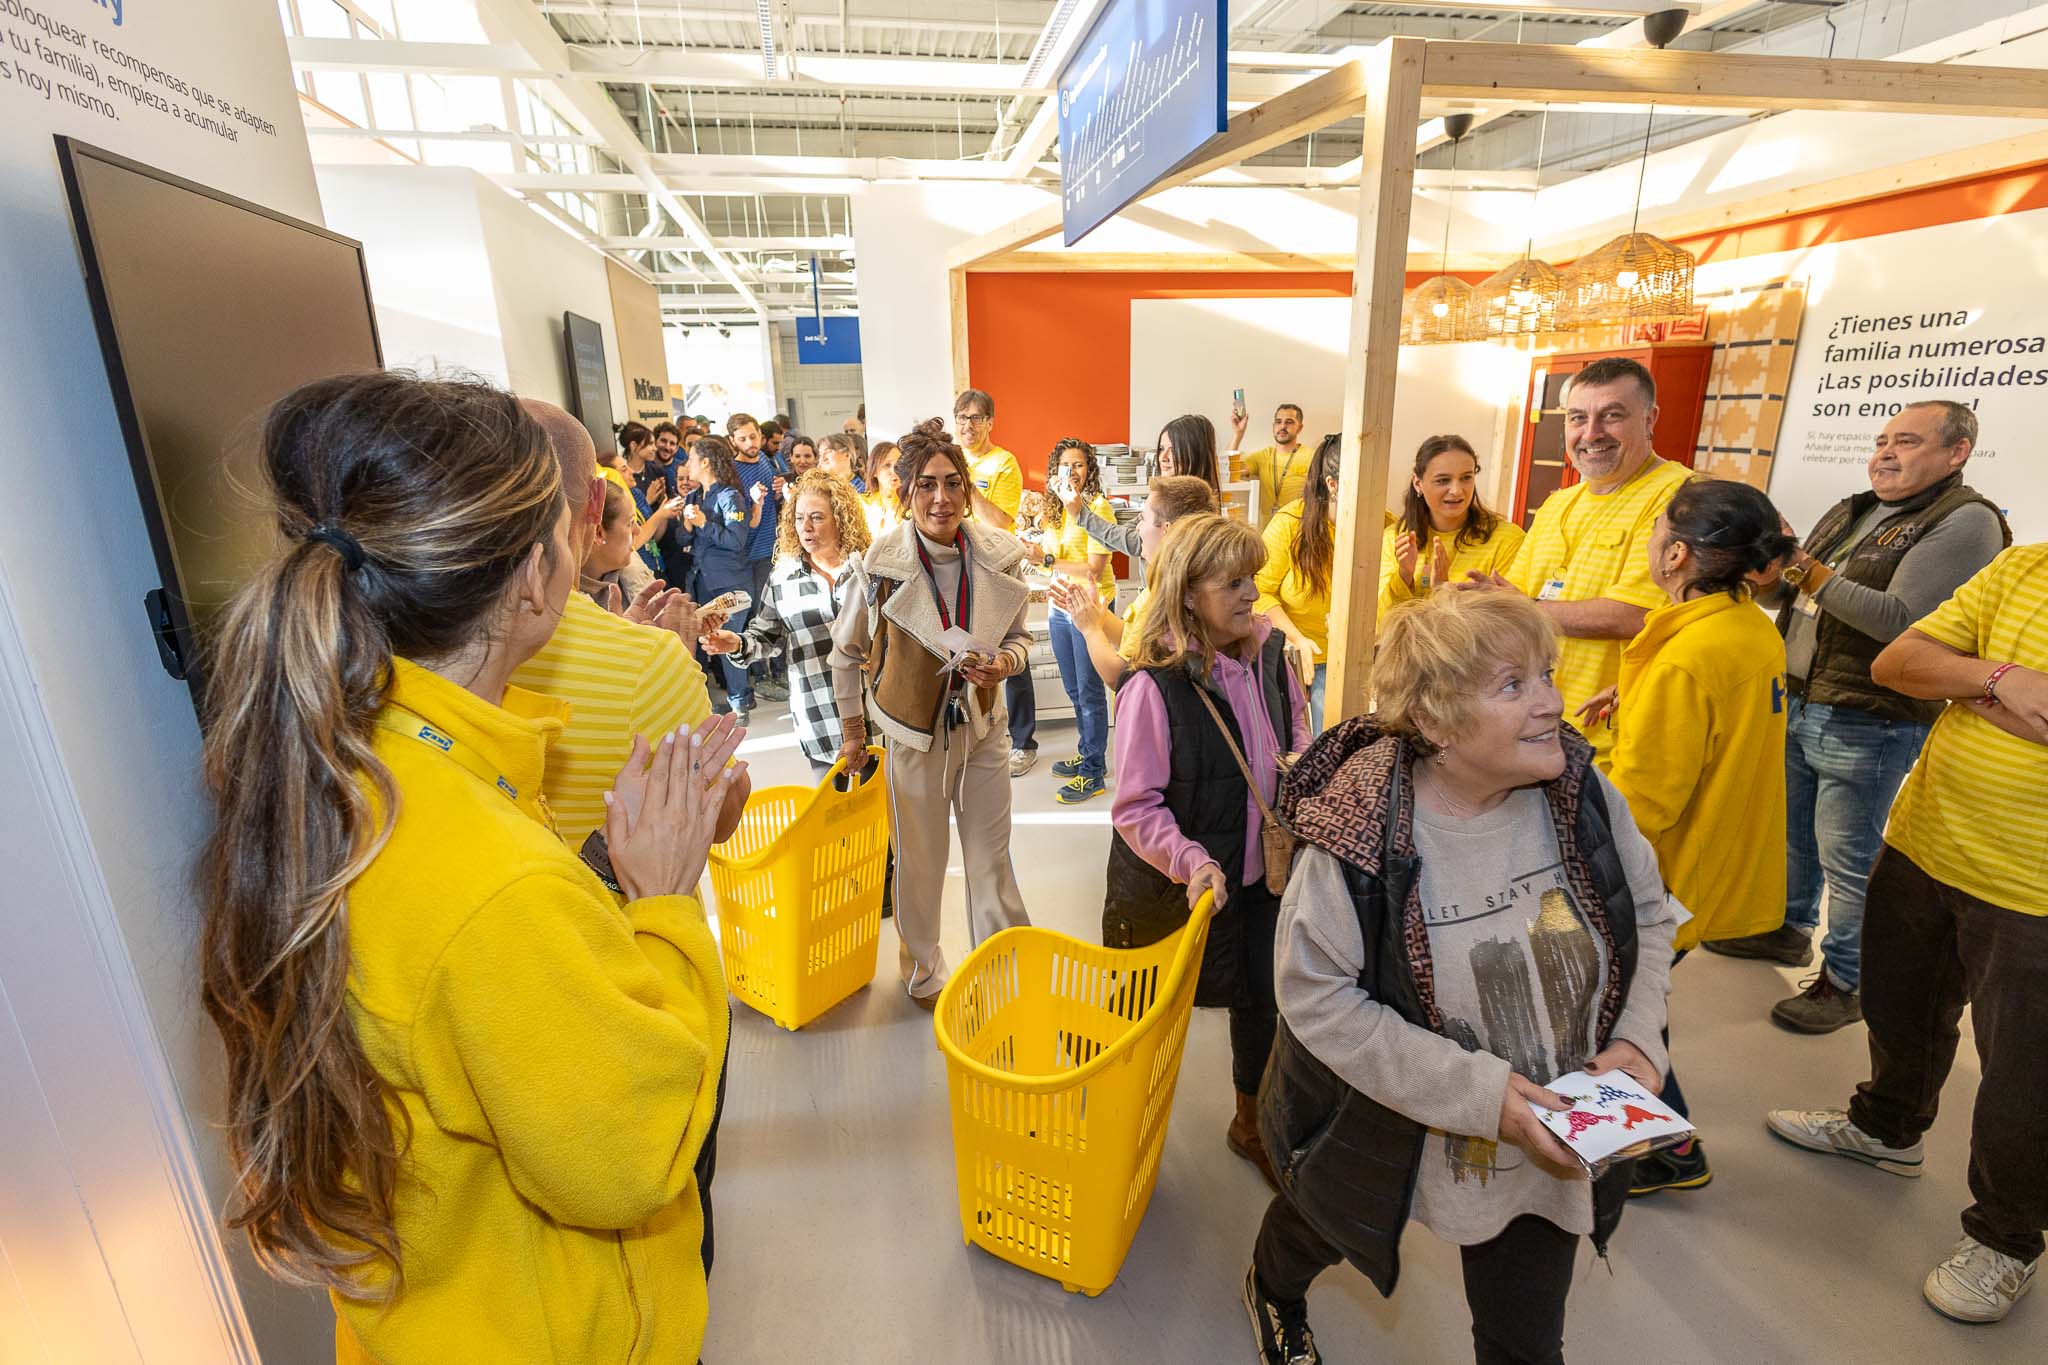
[932,892,1216,1093]
[824,743,887,787]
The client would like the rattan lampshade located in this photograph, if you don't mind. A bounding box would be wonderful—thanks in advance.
[1401,275,1477,345]
[1563,231,1697,326]
[1472,254,1573,339]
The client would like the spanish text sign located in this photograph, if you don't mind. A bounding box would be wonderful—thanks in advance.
[1056,0,1226,247]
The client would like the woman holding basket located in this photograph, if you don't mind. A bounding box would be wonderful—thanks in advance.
[1105,513,1310,1192]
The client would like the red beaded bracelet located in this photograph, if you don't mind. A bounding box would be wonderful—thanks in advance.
[1983,662,2017,706]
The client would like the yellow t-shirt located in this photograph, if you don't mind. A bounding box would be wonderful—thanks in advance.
[1378,518,1528,619]
[1885,544,2048,915]
[1051,495,1118,603]
[967,445,1022,523]
[1255,499,1332,659]
[862,488,900,538]
[1240,445,1312,521]
[1508,457,1691,757]
[507,590,713,846]
[1118,586,1153,664]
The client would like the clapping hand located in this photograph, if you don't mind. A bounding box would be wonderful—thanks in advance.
[1393,530,1421,588]
[604,718,748,902]
[624,580,674,625]
[1048,576,1100,632]
[1457,570,1516,592]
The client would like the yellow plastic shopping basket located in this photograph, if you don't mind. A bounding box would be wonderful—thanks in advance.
[932,896,1215,1296]
[707,746,890,1030]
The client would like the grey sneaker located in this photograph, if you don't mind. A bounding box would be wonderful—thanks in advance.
[1771,972,1863,1034]
[1924,1236,2038,1323]
[1008,747,1037,777]
[1765,1107,1924,1177]
[1702,924,1814,967]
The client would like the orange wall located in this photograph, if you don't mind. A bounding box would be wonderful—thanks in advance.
[963,269,1493,486]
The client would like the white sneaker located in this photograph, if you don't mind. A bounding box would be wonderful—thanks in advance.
[1924,1236,2038,1323]
[1764,1107,1925,1176]
[1008,748,1037,777]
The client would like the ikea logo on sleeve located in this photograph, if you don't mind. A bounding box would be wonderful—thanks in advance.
[416,724,454,752]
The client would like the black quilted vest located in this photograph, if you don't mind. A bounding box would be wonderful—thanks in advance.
[1257,724,1639,1297]
[1781,474,2009,725]
[1102,632,1291,1007]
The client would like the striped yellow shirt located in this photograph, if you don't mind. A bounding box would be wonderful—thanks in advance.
[508,591,712,846]
[1508,457,1690,758]
[1885,543,2048,915]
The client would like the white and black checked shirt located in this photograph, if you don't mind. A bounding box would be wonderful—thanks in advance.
[735,556,859,764]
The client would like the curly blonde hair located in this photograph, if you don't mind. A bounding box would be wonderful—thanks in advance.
[774,470,872,564]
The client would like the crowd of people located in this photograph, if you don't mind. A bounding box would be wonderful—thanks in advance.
[192,355,2042,1364]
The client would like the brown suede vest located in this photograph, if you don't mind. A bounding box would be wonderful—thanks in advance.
[864,577,996,745]
[1781,474,2009,724]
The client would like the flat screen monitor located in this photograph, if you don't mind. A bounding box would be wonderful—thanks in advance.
[564,310,616,458]
[57,136,383,704]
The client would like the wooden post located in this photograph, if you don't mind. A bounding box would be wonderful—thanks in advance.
[948,267,971,396]
[1326,38,1425,725]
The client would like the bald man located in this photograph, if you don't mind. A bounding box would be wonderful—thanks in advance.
[509,398,744,1275]
[510,398,748,847]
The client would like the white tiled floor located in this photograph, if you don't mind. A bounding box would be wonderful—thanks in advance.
[702,707,2042,1363]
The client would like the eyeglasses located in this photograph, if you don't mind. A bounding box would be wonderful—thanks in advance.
[955,412,992,427]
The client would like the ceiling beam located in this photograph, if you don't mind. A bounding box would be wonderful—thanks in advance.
[597,234,855,252]
[1420,39,2048,117]
[467,0,766,316]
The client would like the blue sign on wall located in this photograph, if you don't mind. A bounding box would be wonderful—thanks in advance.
[796,314,862,365]
[1056,0,1226,247]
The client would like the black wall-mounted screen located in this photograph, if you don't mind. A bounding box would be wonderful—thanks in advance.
[57,136,383,705]
[564,310,616,458]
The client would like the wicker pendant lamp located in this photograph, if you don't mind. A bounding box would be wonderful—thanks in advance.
[1473,107,1574,340]
[1401,113,1480,346]
[1564,17,1698,328]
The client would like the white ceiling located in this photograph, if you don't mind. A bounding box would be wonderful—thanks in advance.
[282,0,2045,322]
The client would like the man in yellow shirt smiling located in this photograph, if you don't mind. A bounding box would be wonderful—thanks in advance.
[1470,355,1689,764]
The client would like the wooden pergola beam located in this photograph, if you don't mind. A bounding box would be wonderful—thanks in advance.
[1420,40,2048,119]
[1328,37,1426,725]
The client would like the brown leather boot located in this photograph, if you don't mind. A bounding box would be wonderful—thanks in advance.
[1227,1091,1281,1193]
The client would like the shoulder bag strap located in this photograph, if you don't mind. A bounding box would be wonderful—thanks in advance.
[1190,680,1286,832]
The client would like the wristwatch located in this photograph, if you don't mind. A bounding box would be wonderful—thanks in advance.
[1042,550,1055,569]
[1782,561,1810,588]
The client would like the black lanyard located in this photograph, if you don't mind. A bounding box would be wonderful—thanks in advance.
[913,530,971,634]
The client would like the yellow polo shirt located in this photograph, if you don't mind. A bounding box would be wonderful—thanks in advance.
[1508,457,1690,757]
[507,591,712,846]
[1885,544,2048,915]
[1378,518,1527,619]
[1255,499,1332,659]
[1240,445,1312,521]
[1051,495,1118,603]
[967,444,1022,523]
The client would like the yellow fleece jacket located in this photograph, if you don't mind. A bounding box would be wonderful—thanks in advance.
[1607,594,1789,951]
[334,659,728,1364]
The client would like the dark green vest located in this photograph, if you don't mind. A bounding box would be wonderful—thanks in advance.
[1780,474,2009,725]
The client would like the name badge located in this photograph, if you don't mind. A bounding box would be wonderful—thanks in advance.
[1538,577,1567,602]
[1796,594,1820,618]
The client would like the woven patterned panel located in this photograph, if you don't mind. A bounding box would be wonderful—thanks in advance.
[1400,275,1479,345]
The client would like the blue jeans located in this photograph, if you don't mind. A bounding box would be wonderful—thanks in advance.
[1047,608,1108,779]
[1783,697,1929,992]
[1308,664,1327,738]
[706,605,754,711]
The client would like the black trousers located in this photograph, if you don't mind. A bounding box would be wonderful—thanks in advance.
[1849,845,2048,1263]
[1225,880,1281,1097]
[696,1024,730,1274]
[1255,1198,1579,1365]
[1005,671,1036,751]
